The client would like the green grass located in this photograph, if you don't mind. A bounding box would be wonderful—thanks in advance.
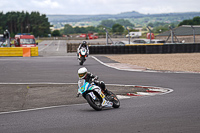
[36,40,43,43]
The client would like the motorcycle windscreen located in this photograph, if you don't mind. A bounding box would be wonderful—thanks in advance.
[78,79,91,93]
[81,48,86,55]
[78,79,85,88]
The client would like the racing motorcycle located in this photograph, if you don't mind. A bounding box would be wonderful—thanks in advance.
[77,79,120,111]
[78,47,87,65]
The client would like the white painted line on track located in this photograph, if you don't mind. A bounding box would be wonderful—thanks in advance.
[0,103,88,115]
[38,41,53,52]
[56,40,60,51]
[92,56,145,72]
[91,56,126,71]
[117,95,131,99]
[0,82,77,85]
[0,95,126,115]
[92,56,120,70]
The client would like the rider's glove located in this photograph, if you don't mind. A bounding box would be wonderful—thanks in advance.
[92,78,95,82]
[94,76,98,80]
[76,91,81,97]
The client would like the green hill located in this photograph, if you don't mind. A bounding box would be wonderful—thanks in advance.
[47,11,144,22]
[47,11,200,27]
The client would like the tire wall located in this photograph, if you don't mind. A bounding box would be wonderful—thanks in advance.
[89,43,200,54]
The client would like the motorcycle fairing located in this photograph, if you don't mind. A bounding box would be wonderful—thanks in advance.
[78,79,113,107]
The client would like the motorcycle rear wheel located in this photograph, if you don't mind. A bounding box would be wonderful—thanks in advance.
[86,94,102,111]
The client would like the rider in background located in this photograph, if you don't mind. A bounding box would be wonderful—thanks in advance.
[77,41,89,57]
[77,67,110,95]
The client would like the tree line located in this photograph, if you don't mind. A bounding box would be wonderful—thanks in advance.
[1,10,199,37]
[144,16,200,34]
[56,16,199,36]
[178,16,200,26]
[52,19,136,36]
[0,11,51,37]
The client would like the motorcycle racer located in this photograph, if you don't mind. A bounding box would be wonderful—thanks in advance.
[77,41,89,57]
[77,67,109,95]
[77,67,120,110]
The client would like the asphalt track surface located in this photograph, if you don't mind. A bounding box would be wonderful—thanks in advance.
[0,40,200,133]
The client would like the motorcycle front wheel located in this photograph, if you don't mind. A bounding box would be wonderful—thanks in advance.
[86,94,102,111]
[107,91,120,108]
[79,57,84,65]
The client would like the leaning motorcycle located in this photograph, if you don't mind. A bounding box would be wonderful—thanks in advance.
[77,79,120,111]
[78,47,87,65]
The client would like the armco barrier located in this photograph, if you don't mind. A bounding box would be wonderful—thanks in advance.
[89,43,200,54]
[31,47,39,56]
[0,47,23,56]
[0,47,38,57]
[23,47,31,57]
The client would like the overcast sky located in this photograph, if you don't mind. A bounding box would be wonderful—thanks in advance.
[0,0,200,15]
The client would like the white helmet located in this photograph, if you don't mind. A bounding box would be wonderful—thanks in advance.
[78,67,88,79]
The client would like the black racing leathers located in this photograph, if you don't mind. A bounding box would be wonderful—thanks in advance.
[77,44,89,56]
[84,72,106,91]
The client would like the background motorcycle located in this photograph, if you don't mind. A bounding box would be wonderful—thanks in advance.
[77,79,120,111]
[78,47,87,65]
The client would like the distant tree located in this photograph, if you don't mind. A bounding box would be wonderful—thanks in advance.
[116,19,134,27]
[0,11,51,37]
[96,25,107,31]
[79,27,86,33]
[146,21,178,33]
[112,23,124,35]
[148,22,169,27]
[85,26,97,32]
[96,25,110,35]
[152,23,177,33]
[152,26,169,33]
[100,20,115,28]
[62,24,74,34]
[100,19,134,28]
[147,22,154,27]
[193,16,200,24]
[0,12,6,33]
[74,26,81,33]
[60,25,101,34]
[52,30,60,37]
[178,16,200,26]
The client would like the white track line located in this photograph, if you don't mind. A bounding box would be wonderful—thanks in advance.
[91,56,128,71]
[0,103,88,115]
[56,40,60,51]
[38,41,53,52]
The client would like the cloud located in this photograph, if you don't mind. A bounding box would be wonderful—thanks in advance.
[140,6,174,14]
[31,0,63,9]
[0,0,199,15]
